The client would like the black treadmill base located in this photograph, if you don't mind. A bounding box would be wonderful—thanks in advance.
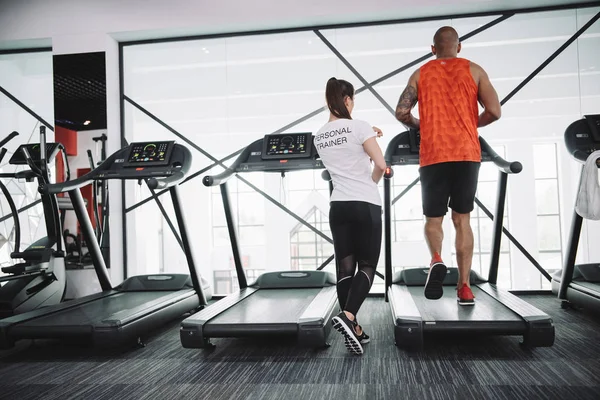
[1,292,200,350]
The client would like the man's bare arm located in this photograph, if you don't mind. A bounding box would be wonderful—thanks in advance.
[395,70,420,129]
[473,63,501,127]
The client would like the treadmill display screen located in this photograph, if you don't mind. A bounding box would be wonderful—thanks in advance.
[125,141,174,167]
[262,133,312,159]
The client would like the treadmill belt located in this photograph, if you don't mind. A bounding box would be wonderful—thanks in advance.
[210,288,321,325]
[17,291,177,328]
[408,286,522,322]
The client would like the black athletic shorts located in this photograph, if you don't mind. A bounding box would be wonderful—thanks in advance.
[419,161,480,217]
[329,201,382,267]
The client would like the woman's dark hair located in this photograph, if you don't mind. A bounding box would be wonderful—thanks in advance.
[326,77,354,120]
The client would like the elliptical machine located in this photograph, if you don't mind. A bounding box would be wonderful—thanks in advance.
[0,127,67,318]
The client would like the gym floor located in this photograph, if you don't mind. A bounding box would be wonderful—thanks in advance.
[0,295,598,400]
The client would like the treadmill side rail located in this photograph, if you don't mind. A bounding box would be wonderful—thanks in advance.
[298,286,337,347]
[389,284,424,349]
[180,287,258,348]
[477,283,555,347]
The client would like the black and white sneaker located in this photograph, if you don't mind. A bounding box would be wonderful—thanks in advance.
[355,326,370,344]
[332,312,364,355]
[424,261,447,300]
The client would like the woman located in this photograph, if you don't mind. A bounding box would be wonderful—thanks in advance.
[313,77,386,355]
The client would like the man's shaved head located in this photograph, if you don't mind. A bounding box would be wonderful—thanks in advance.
[432,26,460,58]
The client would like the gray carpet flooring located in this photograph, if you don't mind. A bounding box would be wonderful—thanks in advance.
[0,295,599,399]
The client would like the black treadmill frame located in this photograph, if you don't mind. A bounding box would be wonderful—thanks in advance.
[383,131,555,349]
[556,115,600,313]
[0,144,208,349]
[180,135,338,349]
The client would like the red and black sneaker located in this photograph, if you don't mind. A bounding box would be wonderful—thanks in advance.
[424,255,447,300]
[457,284,475,306]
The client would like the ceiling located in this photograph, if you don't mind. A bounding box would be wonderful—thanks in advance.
[53,51,106,132]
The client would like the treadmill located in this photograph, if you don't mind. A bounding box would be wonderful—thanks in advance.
[384,130,555,349]
[553,114,600,313]
[180,132,338,349]
[0,134,212,349]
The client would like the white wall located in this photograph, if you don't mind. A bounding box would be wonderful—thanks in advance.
[0,1,591,48]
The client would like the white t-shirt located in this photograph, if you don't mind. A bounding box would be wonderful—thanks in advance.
[314,118,381,206]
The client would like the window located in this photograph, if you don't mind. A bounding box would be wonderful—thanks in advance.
[121,6,600,292]
[0,51,54,271]
[210,173,266,294]
[533,143,563,289]
[290,208,334,273]
[211,173,266,248]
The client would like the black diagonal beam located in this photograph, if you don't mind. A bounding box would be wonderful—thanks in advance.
[474,198,552,281]
[125,148,242,213]
[0,199,43,223]
[124,101,330,241]
[146,182,184,250]
[0,85,54,131]
[314,30,396,116]
[122,12,513,275]
[392,176,420,206]
[237,176,333,244]
[269,13,514,136]
[124,95,227,168]
[501,10,600,106]
[360,13,515,94]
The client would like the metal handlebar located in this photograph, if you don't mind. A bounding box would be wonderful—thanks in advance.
[479,137,522,174]
[0,131,19,149]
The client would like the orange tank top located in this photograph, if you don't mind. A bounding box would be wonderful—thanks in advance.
[418,58,480,167]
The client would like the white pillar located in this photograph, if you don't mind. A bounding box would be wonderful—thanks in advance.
[52,32,124,284]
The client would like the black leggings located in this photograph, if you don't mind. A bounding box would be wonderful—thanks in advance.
[329,201,382,316]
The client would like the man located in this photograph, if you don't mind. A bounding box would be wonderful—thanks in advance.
[395,26,501,305]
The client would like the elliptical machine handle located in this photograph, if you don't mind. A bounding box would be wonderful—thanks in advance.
[20,147,43,178]
[0,131,19,149]
[0,148,7,164]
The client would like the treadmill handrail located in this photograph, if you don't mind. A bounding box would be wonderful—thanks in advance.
[479,137,522,174]
[203,140,257,187]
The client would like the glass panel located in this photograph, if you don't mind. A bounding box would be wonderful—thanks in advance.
[212,227,230,247]
[395,220,424,241]
[287,170,318,191]
[239,226,265,246]
[237,192,265,225]
[537,215,562,251]
[540,251,563,289]
[0,52,54,270]
[298,244,316,258]
[497,252,512,289]
[392,165,421,186]
[211,194,227,227]
[393,187,422,220]
[533,143,557,179]
[478,217,510,253]
[535,180,559,215]
[121,7,600,288]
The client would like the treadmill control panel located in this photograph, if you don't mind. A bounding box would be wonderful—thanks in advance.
[585,114,600,142]
[564,115,600,163]
[385,130,496,165]
[262,133,312,159]
[124,141,174,167]
[9,143,60,165]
